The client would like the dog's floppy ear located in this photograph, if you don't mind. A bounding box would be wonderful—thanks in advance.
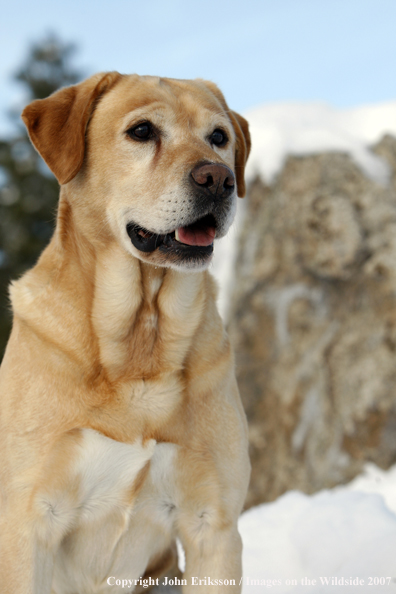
[197,79,251,198]
[22,71,122,185]
[227,110,251,198]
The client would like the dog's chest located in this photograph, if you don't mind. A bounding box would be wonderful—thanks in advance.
[49,429,178,594]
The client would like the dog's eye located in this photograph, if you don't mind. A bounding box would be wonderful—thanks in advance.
[210,129,228,147]
[127,122,153,141]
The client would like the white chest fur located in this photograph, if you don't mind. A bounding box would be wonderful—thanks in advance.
[38,429,178,594]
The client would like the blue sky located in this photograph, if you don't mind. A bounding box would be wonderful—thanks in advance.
[1,0,395,136]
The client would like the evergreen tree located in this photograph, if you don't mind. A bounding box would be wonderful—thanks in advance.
[0,34,82,360]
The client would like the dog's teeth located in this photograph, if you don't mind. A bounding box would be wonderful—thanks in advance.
[175,229,180,242]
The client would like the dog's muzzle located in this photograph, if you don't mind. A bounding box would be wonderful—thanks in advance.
[126,162,236,263]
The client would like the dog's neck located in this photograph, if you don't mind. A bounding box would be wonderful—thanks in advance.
[10,194,209,385]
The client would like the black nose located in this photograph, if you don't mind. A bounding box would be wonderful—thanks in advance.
[190,162,235,198]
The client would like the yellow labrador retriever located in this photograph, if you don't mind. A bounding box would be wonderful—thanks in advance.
[0,72,251,594]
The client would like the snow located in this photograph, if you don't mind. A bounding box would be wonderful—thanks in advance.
[211,100,396,319]
[239,463,396,593]
[347,463,396,514]
[244,101,396,186]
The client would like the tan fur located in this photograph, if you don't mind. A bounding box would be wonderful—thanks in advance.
[0,72,251,594]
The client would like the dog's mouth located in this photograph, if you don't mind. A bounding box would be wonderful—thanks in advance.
[126,214,217,258]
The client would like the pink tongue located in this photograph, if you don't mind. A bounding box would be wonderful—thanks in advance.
[177,225,216,247]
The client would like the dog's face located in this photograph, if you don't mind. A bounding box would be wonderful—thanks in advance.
[22,72,251,270]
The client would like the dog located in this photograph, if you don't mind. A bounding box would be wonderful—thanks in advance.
[0,72,251,594]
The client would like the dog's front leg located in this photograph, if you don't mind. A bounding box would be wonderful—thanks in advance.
[173,445,247,594]
[0,510,54,594]
[179,520,243,594]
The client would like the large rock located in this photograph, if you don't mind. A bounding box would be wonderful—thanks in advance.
[228,135,396,508]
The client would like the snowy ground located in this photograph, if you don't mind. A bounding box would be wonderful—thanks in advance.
[240,464,396,593]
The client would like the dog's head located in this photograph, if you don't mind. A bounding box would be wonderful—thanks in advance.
[22,72,250,270]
